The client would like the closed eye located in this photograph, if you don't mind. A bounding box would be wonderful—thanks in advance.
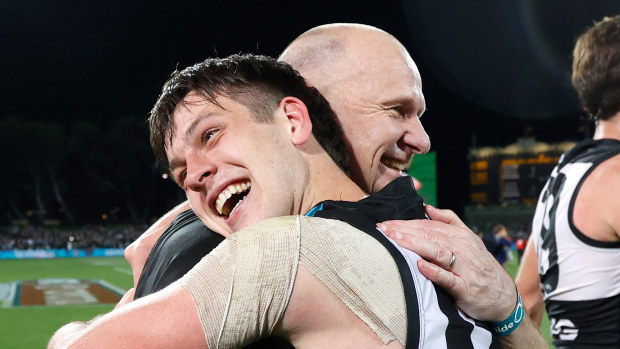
[388,106,406,119]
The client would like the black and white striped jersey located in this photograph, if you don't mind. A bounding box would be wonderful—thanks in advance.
[313,177,500,348]
[531,139,620,348]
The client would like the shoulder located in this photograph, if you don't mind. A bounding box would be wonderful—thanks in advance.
[580,153,620,238]
[232,216,362,242]
[588,153,620,202]
[232,216,303,245]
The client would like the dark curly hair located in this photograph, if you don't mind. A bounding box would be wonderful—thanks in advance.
[149,54,349,175]
[572,15,620,121]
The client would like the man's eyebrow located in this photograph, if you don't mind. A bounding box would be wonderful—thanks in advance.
[168,157,184,174]
[184,112,217,140]
[383,95,426,116]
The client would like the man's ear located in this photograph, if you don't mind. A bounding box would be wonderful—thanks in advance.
[280,96,313,145]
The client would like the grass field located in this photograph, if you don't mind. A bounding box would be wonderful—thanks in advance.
[0,254,553,348]
[0,257,133,348]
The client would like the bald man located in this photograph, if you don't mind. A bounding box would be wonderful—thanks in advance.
[123,24,545,348]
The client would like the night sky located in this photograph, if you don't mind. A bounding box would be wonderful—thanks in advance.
[2,0,619,216]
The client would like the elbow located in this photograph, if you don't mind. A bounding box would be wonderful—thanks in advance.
[48,322,88,349]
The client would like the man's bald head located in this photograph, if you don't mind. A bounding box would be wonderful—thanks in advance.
[279,23,408,97]
[278,24,430,193]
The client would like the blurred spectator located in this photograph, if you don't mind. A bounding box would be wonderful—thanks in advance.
[482,223,513,266]
[515,237,527,260]
[0,224,146,251]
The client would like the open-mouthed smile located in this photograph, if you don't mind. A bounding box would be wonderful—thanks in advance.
[215,180,252,216]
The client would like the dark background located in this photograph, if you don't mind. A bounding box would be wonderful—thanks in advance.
[2,0,619,225]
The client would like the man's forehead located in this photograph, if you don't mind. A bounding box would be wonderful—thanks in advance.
[166,93,227,145]
[351,54,425,110]
[406,61,426,114]
[168,93,205,131]
[176,91,222,112]
[380,49,425,112]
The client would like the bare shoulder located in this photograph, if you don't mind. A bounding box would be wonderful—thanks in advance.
[578,153,620,239]
[599,152,620,174]
[589,153,620,205]
[598,154,620,235]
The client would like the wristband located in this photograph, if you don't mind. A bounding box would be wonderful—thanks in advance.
[491,292,524,337]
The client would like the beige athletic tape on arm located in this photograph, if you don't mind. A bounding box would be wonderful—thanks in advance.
[299,216,407,345]
[220,216,300,346]
[178,216,301,349]
[179,215,407,347]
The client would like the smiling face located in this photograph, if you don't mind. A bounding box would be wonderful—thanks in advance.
[281,27,431,193]
[332,41,430,193]
[166,93,308,236]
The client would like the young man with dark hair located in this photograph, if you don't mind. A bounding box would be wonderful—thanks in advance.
[516,15,620,348]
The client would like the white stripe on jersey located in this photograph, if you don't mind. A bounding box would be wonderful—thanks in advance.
[379,227,494,348]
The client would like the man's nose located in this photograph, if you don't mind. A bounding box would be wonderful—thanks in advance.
[398,117,431,155]
[184,159,215,193]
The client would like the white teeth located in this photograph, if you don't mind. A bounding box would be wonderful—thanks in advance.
[215,181,251,215]
[382,158,406,171]
[230,198,243,216]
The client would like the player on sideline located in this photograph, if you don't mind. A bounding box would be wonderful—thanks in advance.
[516,15,620,348]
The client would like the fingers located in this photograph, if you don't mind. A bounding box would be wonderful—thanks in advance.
[417,259,464,297]
[379,214,519,321]
[124,241,148,287]
[382,226,456,272]
[446,252,456,270]
[378,218,448,240]
[383,225,468,304]
[115,288,136,309]
[378,217,475,254]
[424,205,468,228]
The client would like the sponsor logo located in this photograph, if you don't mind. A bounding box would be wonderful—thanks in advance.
[551,318,579,341]
[0,279,123,307]
[493,297,524,334]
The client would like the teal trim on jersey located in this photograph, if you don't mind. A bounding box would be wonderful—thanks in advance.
[305,204,324,217]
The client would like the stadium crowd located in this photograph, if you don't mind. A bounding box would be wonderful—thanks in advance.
[0,224,146,251]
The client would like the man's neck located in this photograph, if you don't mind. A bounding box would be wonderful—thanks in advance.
[594,112,620,140]
[300,157,367,215]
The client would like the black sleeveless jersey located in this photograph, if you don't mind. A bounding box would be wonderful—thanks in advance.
[134,209,224,299]
[530,139,620,348]
[310,176,499,349]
